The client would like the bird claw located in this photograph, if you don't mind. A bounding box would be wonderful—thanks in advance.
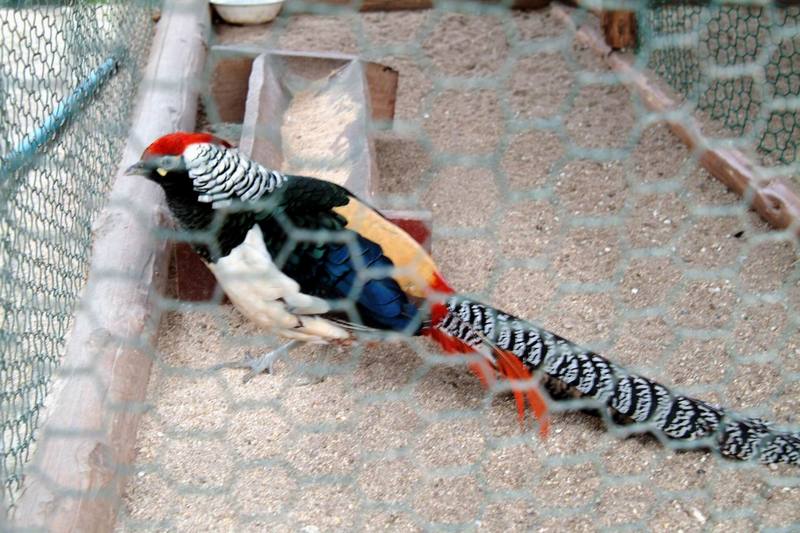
[209,356,273,383]
[210,340,299,383]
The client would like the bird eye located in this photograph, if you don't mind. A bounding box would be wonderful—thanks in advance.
[156,168,168,177]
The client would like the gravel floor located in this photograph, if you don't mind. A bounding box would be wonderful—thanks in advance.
[117,6,800,532]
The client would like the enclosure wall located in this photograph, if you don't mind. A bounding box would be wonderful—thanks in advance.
[0,0,156,506]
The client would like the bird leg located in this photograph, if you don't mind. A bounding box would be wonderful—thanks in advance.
[211,340,300,383]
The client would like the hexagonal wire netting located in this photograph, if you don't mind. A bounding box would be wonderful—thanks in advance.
[0,0,155,506]
[4,0,800,530]
[640,3,800,167]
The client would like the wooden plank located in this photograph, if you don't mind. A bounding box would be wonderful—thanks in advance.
[10,1,209,530]
[364,61,399,123]
[208,46,398,125]
[293,0,551,11]
[552,5,800,236]
[280,0,800,14]
[207,55,255,124]
[510,0,553,7]
[332,0,433,11]
[168,242,225,302]
[601,10,636,50]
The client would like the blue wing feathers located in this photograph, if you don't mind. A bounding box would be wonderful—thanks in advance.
[255,177,423,333]
[322,235,420,333]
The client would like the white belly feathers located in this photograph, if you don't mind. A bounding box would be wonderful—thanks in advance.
[206,225,350,342]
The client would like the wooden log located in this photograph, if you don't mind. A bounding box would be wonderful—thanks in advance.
[601,10,636,50]
[552,5,800,237]
[11,1,209,530]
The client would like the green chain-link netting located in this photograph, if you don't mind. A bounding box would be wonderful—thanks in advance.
[640,3,800,169]
[0,0,155,505]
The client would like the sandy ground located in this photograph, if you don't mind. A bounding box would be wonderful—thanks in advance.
[117,6,800,532]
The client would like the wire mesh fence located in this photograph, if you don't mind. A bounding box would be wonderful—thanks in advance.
[4,0,800,530]
[640,2,800,170]
[114,3,800,530]
[0,0,155,506]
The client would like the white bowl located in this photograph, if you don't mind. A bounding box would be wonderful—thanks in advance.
[210,0,283,25]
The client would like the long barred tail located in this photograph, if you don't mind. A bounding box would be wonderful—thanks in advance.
[436,296,800,465]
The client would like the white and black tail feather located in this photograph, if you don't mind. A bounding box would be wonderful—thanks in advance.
[438,296,800,465]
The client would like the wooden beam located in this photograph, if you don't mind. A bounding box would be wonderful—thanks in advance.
[552,5,800,236]
[11,1,209,530]
[345,0,433,9]
[168,242,225,302]
[364,61,399,123]
[601,10,636,50]
[294,0,552,12]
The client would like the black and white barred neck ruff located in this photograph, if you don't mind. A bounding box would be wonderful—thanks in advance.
[438,296,800,465]
[184,143,287,208]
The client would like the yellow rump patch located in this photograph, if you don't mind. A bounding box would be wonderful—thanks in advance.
[333,197,439,298]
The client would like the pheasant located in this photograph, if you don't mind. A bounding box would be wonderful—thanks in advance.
[126,131,800,465]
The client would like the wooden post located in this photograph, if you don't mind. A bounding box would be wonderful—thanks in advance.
[11,0,209,530]
[601,10,637,50]
[553,5,800,237]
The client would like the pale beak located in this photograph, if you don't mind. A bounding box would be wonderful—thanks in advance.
[125,161,148,175]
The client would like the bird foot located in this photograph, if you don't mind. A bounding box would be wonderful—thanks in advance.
[210,340,299,383]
